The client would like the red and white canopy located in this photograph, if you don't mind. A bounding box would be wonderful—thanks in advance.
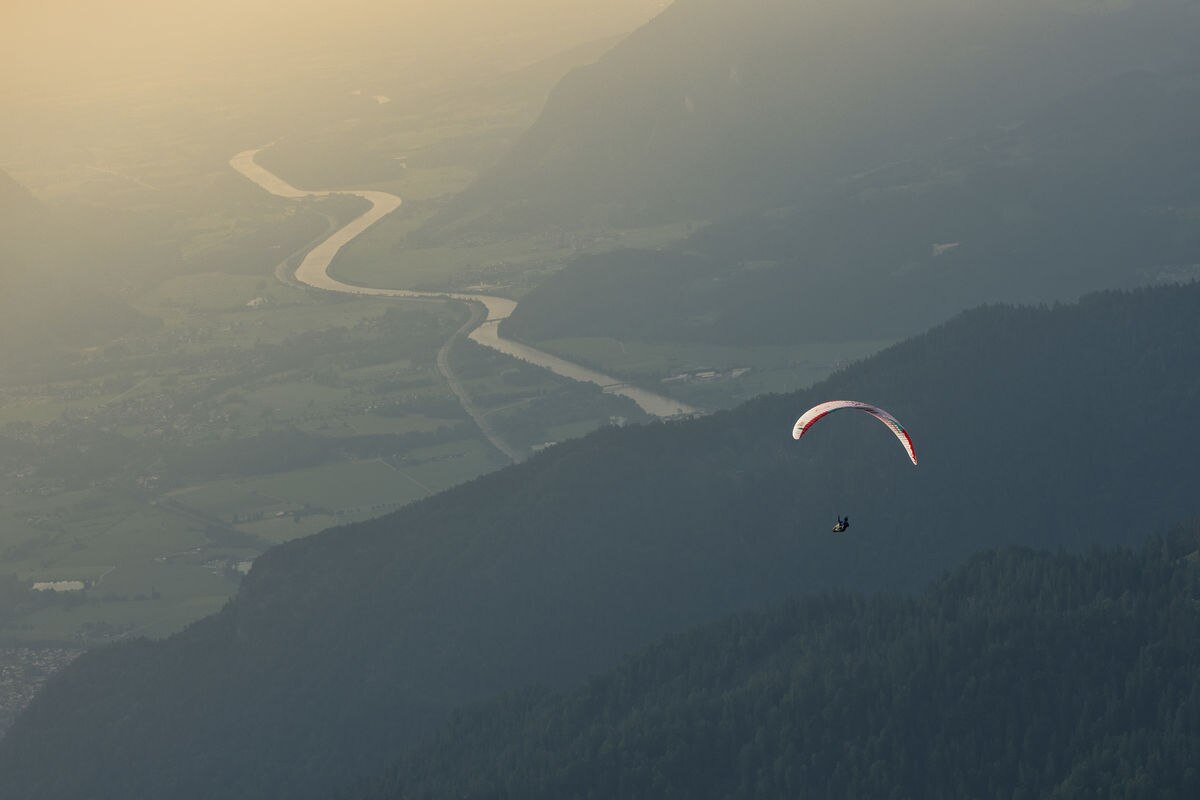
[792,400,918,466]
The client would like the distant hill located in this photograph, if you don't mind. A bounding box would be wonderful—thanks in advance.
[440,0,1200,352]
[0,168,44,276]
[0,169,38,219]
[357,535,1200,799]
[426,0,1200,238]
[501,56,1200,346]
[4,282,1200,799]
[0,171,156,371]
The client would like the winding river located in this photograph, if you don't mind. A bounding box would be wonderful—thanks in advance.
[230,149,698,419]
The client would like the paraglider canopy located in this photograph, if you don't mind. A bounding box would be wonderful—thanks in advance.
[792,400,917,466]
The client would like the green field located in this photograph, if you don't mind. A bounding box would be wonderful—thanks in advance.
[241,460,429,510]
[531,337,897,409]
[342,413,460,436]
[0,260,628,645]
[168,483,282,517]
[169,459,443,533]
[385,439,510,491]
[331,220,695,293]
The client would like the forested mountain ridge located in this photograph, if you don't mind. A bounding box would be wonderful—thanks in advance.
[500,50,1200,346]
[428,0,1200,353]
[4,283,1200,799]
[355,534,1200,799]
[428,0,1200,237]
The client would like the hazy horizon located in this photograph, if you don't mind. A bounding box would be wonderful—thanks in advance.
[3,0,669,192]
[4,1,671,97]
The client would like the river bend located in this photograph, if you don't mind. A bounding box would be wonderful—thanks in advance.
[230,149,697,418]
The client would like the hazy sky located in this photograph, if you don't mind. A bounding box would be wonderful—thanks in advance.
[4,0,670,101]
[2,0,670,190]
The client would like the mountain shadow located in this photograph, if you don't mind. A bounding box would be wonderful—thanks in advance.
[500,60,1200,347]
[427,0,1200,239]
[356,532,1200,799]
[3,282,1200,799]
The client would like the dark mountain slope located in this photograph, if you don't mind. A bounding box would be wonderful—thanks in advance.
[4,283,1200,799]
[428,0,1200,237]
[502,61,1200,346]
[359,535,1200,799]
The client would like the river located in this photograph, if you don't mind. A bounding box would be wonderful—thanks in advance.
[230,148,698,418]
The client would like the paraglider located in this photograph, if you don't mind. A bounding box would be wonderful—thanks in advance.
[792,400,917,533]
[792,400,917,466]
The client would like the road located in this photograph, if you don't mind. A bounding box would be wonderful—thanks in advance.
[436,301,523,462]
